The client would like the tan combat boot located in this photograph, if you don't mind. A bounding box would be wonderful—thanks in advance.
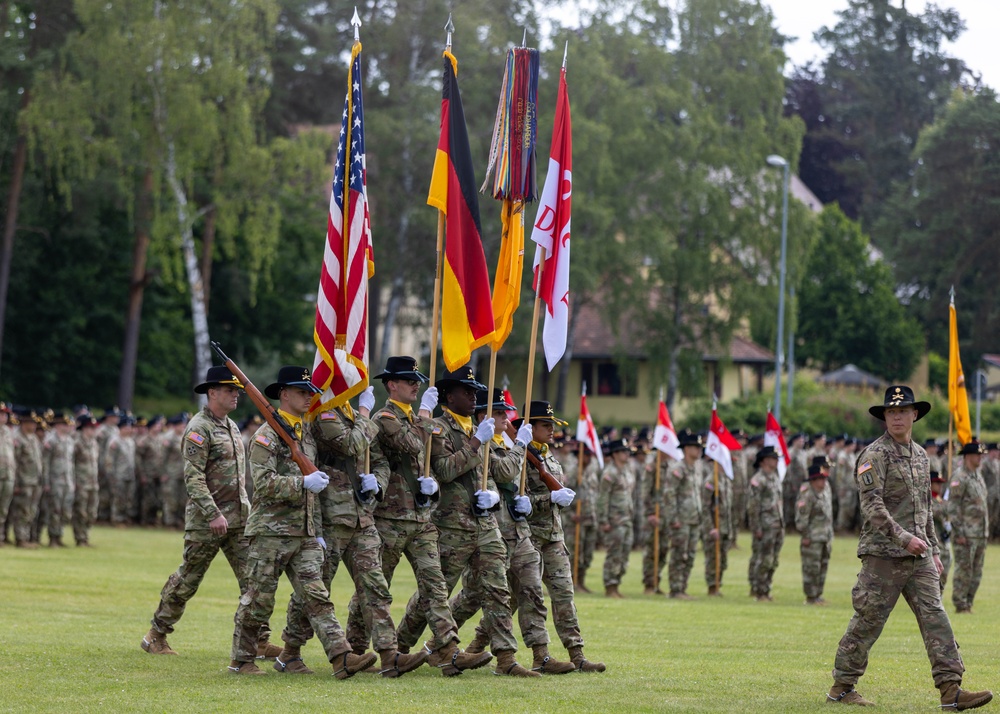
[228,660,265,675]
[140,627,178,655]
[708,585,722,597]
[575,575,591,594]
[273,645,314,674]
[643,585,656,595]
[378,648,427,678]
[605,584,624,599]
[16,541,38,550]
[331,650,377,680]
[464,629,490,655]
[530,644,576,674]
[427,639,493,676]
[256,641,283,659]
[49,536,66,548]
[568,645,606,673]
[827,683,874,705]
[669,591,694,601]
[493,649,540,677]
[939,682,993,710]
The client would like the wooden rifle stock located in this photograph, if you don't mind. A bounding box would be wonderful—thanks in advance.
[211,341,318,476]
[504,423,563,492]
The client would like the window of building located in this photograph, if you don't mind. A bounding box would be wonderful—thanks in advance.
[580,360,638,397]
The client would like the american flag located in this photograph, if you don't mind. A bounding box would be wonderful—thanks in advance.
[310,42,374,414]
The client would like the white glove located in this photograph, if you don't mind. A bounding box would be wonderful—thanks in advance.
[359,473,378,494]
[475,489,501,511]
[419,386,438,413]
[317,536,327,550]
[475,417,496,444]
[513,494,532,515]
[550,487,576,508]
[359,386,375,412]
[515,423,533,447]
[418,476,439,496]
[303,470,329,493]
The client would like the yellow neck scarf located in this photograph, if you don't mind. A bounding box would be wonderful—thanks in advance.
[530,440,549,456]
[278,409,303,441]
[341,402,354,420]
[390,399,414,421]
[444,407,473,436]
[492,434,507,448]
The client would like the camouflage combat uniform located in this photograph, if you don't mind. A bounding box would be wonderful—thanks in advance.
[931,490,951,589]
[43,428,75,542]
[395,409,518,656]
[95,421,116,522]
[983,454,1000,541]
[835,449,859,532]
[731,447,749,541]
[701,467,733,590]
[747,467,784,598]
[106,429,136,525]
[72,429,99,545]
[345,399,459,654]
[0,421,15,542]
[597,459,634,588]
[795,480,833,600]
[661,459,703,596]
[12,427,43,544]
[947,464,989,612]
[231,419,354,667]
[561,456,599,586]
[832,433,964,689]
[641,456,671,591]
[160,427,185,528]
[136,428,165,525]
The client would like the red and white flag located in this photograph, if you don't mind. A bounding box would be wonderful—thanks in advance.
[706,407,742,480]
[310,42,374,413]
[764,411,791,482]
[502,388,519,423]
[652,401,683,462]
[575,384,604,470]
[530,63,572,371]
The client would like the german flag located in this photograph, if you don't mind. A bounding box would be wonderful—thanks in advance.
[428,51,495,371]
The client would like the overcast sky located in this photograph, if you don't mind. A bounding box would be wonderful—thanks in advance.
[770,0,1000,88]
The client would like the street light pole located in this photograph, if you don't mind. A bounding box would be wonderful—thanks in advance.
[787,286,795,408]
[768,154,790,423]
[976,368,987,438]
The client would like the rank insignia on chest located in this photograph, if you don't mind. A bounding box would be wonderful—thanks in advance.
[186,432,205,446]
[319,412,338,422]
[255,434,272,447]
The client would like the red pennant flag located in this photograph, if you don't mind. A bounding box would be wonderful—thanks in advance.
[706,408,741,479]
[653,402,683,462]
[764,411,791,482]
[575,386,604,470]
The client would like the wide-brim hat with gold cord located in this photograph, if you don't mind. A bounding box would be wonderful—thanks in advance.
[868,385,931,422]
[194,365,246,395]
[512,400,569,427]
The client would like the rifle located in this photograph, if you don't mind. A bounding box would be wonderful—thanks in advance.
[210,341,318,477]
[504,422,563,492]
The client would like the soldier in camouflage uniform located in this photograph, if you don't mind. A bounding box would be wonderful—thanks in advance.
[796,457,833,605]
[747,445,783,601]
[930,471,951,591]
[159,415,186,528]
[12,409,44,548]
[229,365,375,677]
[701,444,734,596]
[0,404,15,545]
[72,415,100,546]
[343,357,490,676]
[136,415,165,525]
[143,367,280,659]
[280,386,426,678]
[728,429,748,547]
[449,391,581,675]
[834,438,859,532]
[829,386,992,710]
[562,446,600,593]
[947,440,989,614]
[105,415,136,526]
[43,412,75,547]
[654,429,703,599]
[394,365,535,677]
[925,439,943,482]
[981,442,1000,542]
[785,433,808,528]
[598,438,634,598]
[95,407,120,522]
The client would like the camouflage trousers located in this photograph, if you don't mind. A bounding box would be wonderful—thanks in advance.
[704,534,732,589]
[231,535,348,664]
[46,482,74,539]
[72,488,98,545]
[346,518,457,653]
[285,523,396,653]
[0,479,13,541]
[11,484,40,543]
[939,539,952,589]
[667,523,699,595]
[836,486,858,532]
[396,525,517,654]
[531,537,583,649]
[137,477,161,526]
[153,528,269,643]
[562,518,597,582]
[451,534,549,648]
[833,555,964,688]
[641,522,669,589]
[749,526,784,597]
[97,469,110,522]
[951,538,987,611]
[799,540,831,598]
[602,523,633,587]
[110,476,135,525]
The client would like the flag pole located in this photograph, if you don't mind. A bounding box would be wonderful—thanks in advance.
[652,386,664,593]
[481,348,498,490]
[518,246,546,496]
[713,460,721,590]
[573,382,586,586]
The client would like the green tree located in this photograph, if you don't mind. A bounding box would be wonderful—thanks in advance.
[796,205,923,381]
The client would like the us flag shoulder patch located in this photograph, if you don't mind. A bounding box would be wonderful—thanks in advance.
[858,462,872,475]
[319,412,338,422]
[255,434,272,447]
[186,432,205,446]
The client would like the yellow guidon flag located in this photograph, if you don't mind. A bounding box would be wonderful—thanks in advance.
[948,292,972,445]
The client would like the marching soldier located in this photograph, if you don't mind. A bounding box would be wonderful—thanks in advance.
[143,367,282,659]
[701,446,734,596]
[229,365,375,677]
[947,440,989,614]
[344,357,490,676]
[930,471,951,591]
[747,445,784,601]
[597,438,634,598]
[796,456,834,605]
[43,412,75,547]
[562,446,600,593]
[72,415,100,546]
[0,404,14,545]
[12,409,44,548]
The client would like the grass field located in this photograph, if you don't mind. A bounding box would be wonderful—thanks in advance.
[2,527,997,713]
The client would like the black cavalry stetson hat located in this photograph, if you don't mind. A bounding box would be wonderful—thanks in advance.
[606,438,630,454]
[475,388,514,413]
[753,445,779,469]
[513,400,569,427]
[677,428,703,448]
[264,366,321,400]
[868,385,931,422]
[373,356,428,383]
[194,365,245,395]
[435,364,487,392]
[958,440,986,456]
[76,414,98,431]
